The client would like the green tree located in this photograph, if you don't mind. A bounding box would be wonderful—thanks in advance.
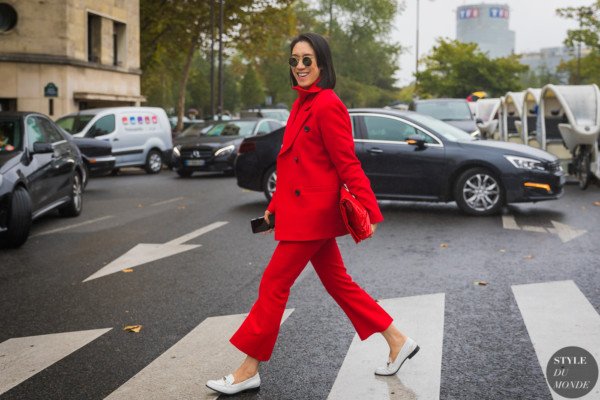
[241,64,264,108]
[557,2,600,84]
[557,50,600,84]
[416,39,528,98]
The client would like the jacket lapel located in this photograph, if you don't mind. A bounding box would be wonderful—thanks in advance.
[280,93,318,156]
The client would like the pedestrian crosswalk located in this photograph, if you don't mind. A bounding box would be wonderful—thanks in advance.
[1,281,598,399]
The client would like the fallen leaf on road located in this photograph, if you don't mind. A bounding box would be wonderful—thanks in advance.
[137,204,144,208]
[124,325,142,333]
[177,205,187,210]
[594,201,600,207]
[524,255,534,260]
[440,243,449,248]
[122,268,134,273]
[474,281,488,286]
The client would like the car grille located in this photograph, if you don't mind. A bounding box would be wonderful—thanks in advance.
[181,149,213,158]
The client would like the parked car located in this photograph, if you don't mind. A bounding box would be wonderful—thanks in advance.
[235,109,565,216]
[58,130,115,180]
[410,98,479,136]
[171,118,284,177]
[0,112,85,248]
[240,108,290,124]
[56,107,172,175]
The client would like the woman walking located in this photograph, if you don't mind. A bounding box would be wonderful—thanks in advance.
[206,32,420,396]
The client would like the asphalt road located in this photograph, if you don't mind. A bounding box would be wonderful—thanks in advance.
[1,169,599,400]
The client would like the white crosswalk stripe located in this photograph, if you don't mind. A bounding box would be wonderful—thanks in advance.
[4,282,600,399]
[512,280,600,400]
[328,293,445,400]
[0,328,112,396]
[105,309,294,400]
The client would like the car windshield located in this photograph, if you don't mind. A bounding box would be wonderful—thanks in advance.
[56,114,95,134]
[203,121,256,137]
[0,118,22,152]
[407,113,475,142]
[415,101,473,121]
[261,110,290,122]
[180,123,211,137]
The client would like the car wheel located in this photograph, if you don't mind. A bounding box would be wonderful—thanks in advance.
[59,172,83,217]
[145,150,163,174]
[110,168,120,176]
[262,165,277,201]
[575,146,591,190]
[454,168,503,216]
[177,169,193,178]
[5,187,32,248]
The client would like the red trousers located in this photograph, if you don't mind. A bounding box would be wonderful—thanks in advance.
[229,238,393,361]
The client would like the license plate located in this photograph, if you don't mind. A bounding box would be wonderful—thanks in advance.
[185,159,205,166]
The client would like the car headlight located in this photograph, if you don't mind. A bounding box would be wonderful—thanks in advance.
[214,145,235,157]
[504,155,545,171]
[173,145,181,157]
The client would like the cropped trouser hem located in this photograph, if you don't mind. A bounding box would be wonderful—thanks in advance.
[229,238,393,361]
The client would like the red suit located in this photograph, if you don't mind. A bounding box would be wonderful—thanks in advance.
[230,81,392,361]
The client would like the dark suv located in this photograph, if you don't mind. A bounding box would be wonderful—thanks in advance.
[0,112,86,248]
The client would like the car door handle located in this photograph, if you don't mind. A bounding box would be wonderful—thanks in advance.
[368,148,383,154]
[113,138,119,141]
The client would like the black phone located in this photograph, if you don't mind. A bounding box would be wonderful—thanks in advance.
[251,215,275,233]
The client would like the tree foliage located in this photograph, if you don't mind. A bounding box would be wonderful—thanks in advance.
[416,39,528,98]
[557,2,600,84]
[557,2,600,52]
[140,0,404,119]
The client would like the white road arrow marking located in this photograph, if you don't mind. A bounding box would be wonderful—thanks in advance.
[105,309,294,400]
[328,293,445,400]
[0,328,112,395]
[548,220,587,243]
[83,221,228,282]
[501,215,587,243]
[512,281,600,400]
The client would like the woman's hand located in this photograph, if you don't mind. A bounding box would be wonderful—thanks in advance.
[262,210,274,234]
[369,223,378,238]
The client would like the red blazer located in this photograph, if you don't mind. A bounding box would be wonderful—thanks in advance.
[267,82,384,241]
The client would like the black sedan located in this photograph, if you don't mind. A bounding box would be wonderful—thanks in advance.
[66,132,115,178]
[171,118,284,177]
[0,112,86,248]
[235,109,565,216]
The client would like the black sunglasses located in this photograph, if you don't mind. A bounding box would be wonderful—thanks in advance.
[288,56,313,67]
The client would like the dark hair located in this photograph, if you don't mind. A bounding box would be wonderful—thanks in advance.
[289,33,336,90]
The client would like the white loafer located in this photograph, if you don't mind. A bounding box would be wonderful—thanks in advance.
[206,373,261,395]
[374,337,420,376]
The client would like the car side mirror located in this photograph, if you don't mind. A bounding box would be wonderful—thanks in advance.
[406,135,426,149]
[476,118,483,124]
[256,131,269,136]
[33,142,54,154]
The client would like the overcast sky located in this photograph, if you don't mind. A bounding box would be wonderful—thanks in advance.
[394,0,593,85]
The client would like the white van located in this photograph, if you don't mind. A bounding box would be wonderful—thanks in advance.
[56,107,173,174]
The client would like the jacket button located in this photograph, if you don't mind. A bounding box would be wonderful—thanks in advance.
[294,156,299,163]
[304,126,310,132]
[294,189,301,196]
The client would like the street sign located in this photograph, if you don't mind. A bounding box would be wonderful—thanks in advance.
[44,83,58,97]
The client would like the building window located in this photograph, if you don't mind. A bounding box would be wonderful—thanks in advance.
[113,21,126,66]
[88,13,101,63]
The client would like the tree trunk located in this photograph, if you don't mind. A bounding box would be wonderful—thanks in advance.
[176,40,198,133]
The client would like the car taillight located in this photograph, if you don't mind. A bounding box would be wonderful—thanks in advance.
[238,142,256,154]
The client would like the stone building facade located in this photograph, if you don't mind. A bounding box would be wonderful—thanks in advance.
[0,0,144,118]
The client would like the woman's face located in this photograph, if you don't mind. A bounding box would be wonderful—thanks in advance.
[291,41,320,89]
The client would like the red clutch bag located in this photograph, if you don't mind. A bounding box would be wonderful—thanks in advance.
[339,185,373,244]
